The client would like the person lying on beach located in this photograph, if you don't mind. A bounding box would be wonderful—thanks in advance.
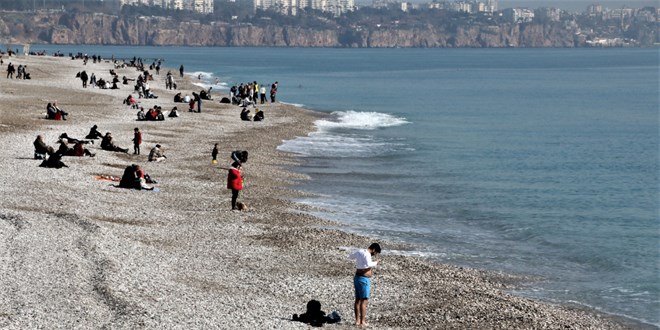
[39,153,68,169]
[33,135,54,160]
[85,125,103,139]
[58,139,95,157]
[148,144,166,162]
[59,133,92,145]
[100,132,129,153]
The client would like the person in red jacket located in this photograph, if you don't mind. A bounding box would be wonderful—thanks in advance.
[227,161,243,210]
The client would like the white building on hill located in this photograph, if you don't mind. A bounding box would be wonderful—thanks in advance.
[120,0,213,13]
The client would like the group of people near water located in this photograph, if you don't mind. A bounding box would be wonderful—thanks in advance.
[24,52,388,329]
[230,81,277,107]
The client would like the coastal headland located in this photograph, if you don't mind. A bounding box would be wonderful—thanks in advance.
[0,55,643,329]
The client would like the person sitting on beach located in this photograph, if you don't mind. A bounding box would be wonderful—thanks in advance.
[173,92,183,103]
[145,108,157,121]
[86,125,103,139]
[240,97,254,108]
[119,164,153,190]
[46,102,68,120]
[56,139,73,155]
[155,109,165,121]
[240,108,251,121]
[188,98,196,112]
[253,109,264,122]
[122,76,135,85]
[39,153,68,169]
[200,88,212,100]
[101,132,129,153]
[136,108,146,121]
[33,135,54,160]
[71,141,95,157]
[96,78,106,89]
[168,107,179,118]
[183,94,191,104]
[231,150,248,164]
[124,94,138,108]
[148,144,166,162]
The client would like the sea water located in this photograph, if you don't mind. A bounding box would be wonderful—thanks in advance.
[34,45,659,326]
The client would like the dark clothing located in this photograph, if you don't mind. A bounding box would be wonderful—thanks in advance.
[101,135,128,153]
[119,165,141,189]
[231,189,240,210]
[39,154,67,169]
[231,150,248,164]
[212,146,219,161]
[86,126,103,139]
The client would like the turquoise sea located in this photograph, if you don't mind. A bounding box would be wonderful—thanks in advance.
[34,45,659,326]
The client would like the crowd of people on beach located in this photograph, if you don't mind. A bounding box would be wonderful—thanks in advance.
[229,81,277,107]
[21,52,390,329]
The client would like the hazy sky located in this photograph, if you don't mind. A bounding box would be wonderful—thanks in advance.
[495,0,655,11]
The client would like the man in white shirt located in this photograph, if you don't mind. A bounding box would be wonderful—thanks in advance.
[348,243,381,328]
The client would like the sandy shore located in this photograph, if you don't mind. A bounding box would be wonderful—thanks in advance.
[0,55,642,329]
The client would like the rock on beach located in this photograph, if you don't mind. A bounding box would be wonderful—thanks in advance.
[0,55,637,329]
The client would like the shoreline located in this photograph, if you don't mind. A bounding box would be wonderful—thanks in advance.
[0,55,647,329]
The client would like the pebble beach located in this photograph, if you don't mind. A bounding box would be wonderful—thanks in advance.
[0,55,643,329]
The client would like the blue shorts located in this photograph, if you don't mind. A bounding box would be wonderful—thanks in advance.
[354,275,371,299]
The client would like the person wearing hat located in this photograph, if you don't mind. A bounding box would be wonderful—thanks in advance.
[148,144,166,162]
[227,161,243,210]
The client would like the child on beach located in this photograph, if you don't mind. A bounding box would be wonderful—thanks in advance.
[133,128,142,155]
[227,162,243,210]
[212,143,219,165]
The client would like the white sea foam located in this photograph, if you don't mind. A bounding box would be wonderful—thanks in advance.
[316,110,409,131]
[278,110,410,157]
[280,101,305,108]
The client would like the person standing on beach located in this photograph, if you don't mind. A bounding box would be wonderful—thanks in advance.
[349,243,381,328]
[260,84,266,104]
[212,143,219,164]
[133,127,142,155]
[227,162,243,210]
[179,65,184,78]
[6,62,14,79]
[80,70,88,88]
[270,82,277,103]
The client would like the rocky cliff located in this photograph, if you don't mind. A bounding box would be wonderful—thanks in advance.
[0,12,586,48]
